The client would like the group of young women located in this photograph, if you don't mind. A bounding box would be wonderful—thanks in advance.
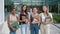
[7,5,53,34]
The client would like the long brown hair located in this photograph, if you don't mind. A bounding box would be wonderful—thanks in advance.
[20,5,28,15]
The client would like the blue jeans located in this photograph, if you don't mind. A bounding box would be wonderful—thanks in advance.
[19,24,27,34]
[30,24,39,34]
[10,31,16,34]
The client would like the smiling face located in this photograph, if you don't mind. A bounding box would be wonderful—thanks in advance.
[42,6,49,16]
[33,7,38,14]
[23,5,27,11]
[12,9,16,15]
[42,6,47,13]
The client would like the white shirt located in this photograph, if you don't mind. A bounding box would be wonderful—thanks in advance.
[39,13,53,22]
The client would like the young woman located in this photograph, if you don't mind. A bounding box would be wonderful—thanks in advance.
[30,7,41,34]
[7,8,19,34]
[19,5,30,34]
[40,6,53,34]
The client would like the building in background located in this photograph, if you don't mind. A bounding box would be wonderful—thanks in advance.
[4,0,60,22]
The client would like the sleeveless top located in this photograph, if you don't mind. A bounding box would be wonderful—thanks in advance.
[9,14,17,25]
[30,13,39,24]
[9,14,19,30]
[19,12,30,24]
[40,13,53,22]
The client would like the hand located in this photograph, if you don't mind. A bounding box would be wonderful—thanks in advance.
[12,28,16,31]
[32,21,37,24]
[45,22,50,24]
[46,22,50,24]
[10,26,17,31]
[43,22,47,25]
[19,20,22,22]
[22,19,26,22]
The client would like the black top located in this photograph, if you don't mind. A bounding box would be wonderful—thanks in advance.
[19,14,26,25]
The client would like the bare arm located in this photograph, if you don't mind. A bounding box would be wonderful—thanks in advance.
[7,15,16,31]
[47,13,53,24]
[47,18,53,24]
[41,18,53,25]
[16,16,20,22]
[7,15,10,26]
[38,15,41,24]
[18,15,23,22]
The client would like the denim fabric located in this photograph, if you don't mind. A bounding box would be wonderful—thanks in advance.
[10,31,16,34]
[30,24,39,34]
[19,24,27,34]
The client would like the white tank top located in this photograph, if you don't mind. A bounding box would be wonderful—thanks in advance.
[40,13,52,22]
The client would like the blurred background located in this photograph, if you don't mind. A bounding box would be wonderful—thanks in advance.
[4,0,60,23]
[0,0,60,34]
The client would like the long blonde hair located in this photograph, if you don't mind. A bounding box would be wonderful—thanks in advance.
[42,6,49,16]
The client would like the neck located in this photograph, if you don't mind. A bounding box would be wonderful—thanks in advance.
[43,12,49,16]
[33,12,37,14]
[44,12,46,14]
[12,13,15,16]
